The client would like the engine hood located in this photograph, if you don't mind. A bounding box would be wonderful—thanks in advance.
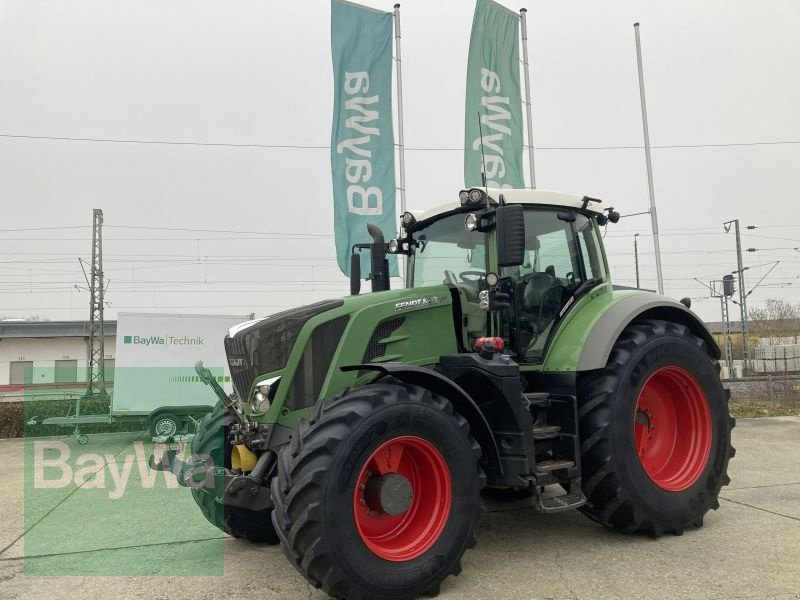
[225,299,344,400]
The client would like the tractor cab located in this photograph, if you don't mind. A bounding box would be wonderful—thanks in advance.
[397,188,612,361]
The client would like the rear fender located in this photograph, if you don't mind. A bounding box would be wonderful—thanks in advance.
[576,295,720,372]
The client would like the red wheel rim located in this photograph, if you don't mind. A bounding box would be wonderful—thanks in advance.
[634,366,712,492]
[353,436,452,562]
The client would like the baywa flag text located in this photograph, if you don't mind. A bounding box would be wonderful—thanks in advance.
[331,0,398,277]
[464,0,524,189]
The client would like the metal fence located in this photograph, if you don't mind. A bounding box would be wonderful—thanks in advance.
[726,375,800,407]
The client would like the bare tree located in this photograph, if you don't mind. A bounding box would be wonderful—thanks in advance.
[749,298,800,345]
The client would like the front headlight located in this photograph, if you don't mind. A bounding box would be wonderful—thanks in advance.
[251,376,280,415]
[479,290,490,311]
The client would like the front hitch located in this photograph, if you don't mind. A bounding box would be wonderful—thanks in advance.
[194,360,248,427]
[147,448,211,486]
[148,446,274,512]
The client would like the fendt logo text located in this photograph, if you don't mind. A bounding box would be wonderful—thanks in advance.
[123,335,204,346]
[395,296,442,312]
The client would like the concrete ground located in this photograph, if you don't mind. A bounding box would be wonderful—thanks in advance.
[1,418,799,600]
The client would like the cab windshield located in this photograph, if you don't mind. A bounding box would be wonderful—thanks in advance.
[410,214,487,288]
[409,213,488,343]
[407,207,607,362]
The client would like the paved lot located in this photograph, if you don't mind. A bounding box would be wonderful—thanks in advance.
[1,417,799,600]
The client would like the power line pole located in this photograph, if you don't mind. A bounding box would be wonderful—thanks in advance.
[633,23,664,295]
[724,219,751,373]
[701,276,735,376]
[720,276,735,374]
[634,233,640,288]
[85,208,106,398]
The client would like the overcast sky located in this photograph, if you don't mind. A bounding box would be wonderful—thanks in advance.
[0,0,798,324]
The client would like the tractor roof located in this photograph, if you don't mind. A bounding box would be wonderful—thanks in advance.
[409,188,603,227]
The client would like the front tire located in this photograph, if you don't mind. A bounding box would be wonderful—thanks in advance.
[577,319,735,536]
[271,381,484,600]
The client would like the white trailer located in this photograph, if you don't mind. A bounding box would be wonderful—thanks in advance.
[39,312,248,442]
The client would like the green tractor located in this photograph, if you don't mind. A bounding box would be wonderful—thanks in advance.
[153,188,734,600]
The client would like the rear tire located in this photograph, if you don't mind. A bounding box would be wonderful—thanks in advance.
[577,319,735,536]
[189,403,279,544]
[271,381,484,600]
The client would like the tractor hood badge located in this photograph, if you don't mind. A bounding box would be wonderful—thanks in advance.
[395,296,442,312]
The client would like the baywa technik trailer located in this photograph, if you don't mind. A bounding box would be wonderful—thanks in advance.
[34,313,249,443]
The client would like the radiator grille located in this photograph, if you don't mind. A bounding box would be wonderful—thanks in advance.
[225,335,255,401]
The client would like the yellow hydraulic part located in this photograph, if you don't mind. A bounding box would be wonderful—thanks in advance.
[231,444,258,473]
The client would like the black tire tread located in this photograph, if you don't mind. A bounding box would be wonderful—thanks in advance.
[271,381,485,600]
[577,318,735,537]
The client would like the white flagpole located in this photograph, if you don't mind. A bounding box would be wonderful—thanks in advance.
[519,8,536,189]
[393,3,408,282]
[634,22,664,295]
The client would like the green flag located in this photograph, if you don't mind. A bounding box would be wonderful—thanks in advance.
[331,0,398,277]
[464,0,524,189]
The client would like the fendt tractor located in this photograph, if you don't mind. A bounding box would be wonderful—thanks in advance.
[152,188,735,600]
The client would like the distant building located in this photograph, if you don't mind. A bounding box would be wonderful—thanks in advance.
[706,320,750,360]
[0,321,116,389]
[705,320,799,372]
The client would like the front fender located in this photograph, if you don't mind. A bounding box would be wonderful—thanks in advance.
[342,363,503,477]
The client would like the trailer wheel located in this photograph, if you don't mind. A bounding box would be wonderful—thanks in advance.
[577,319,735,537]
[150,413,181,438]
[271,381,484,600]
[189,403,279,544]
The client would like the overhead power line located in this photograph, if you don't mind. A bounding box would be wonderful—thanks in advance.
[0,225,90,233]
[105,225,333,237]
[3,132,800,151]
[0,224,332,237]
[1,223,797,238]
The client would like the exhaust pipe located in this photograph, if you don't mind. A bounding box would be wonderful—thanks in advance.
[367,224,390,293]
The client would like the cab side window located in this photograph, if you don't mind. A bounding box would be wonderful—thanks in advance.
[577,219,607,281]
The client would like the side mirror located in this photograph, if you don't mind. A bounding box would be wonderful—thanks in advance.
[496,204,526,267]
